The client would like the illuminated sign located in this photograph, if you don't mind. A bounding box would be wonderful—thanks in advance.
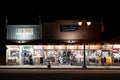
[16,28,33,35]
[60,25,79,32]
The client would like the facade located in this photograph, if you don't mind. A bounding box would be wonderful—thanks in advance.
[42,20,101,40]
[5,20,120,67]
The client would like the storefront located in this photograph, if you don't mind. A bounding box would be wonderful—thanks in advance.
[5,20,120,67]
[33,45,44,65]
[6,24,42,65]
[5,44,120,66]
[112,44,120,65]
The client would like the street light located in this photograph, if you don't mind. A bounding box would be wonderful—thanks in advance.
[78,20,91,68]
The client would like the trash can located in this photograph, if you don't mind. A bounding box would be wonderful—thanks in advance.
[47,60,51,68]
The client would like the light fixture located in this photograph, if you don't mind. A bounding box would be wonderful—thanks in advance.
[78,22,82,26]
[65,40,77,43]
[87,22,91,26]
[17,40,27,43]
[78,21,91,26]
[78,20,91,68]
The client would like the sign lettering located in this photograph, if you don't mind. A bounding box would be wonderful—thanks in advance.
[16,28,33,35]
[60,25,79,32]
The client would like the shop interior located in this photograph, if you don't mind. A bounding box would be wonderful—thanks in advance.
[6,44,120,66]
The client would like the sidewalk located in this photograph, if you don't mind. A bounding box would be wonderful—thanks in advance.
[0,65,120,69]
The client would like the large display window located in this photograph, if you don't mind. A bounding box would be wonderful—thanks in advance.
[6,44,120,66]
[6,45,20,65]
[20,46,34,65]
[33,45,44,65]
[112,49,120,64]
[70,50,82,66]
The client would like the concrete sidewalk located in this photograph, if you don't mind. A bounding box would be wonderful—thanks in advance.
[0,65,120,69]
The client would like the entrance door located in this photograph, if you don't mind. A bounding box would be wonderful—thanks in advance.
[62,50,71,65]
[20,46,33,65]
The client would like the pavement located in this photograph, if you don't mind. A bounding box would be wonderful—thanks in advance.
[0,65,120,69]
[1,65,120,80]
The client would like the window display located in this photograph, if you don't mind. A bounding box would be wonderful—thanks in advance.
[46,50,56,64]
[112,49,120,64]
[6,44,120,66]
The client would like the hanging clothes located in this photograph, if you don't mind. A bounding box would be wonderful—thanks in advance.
[106,56,112,64]
[51,57,55,62]
[96,56,100,64]
[101,57,104,65]
[104,57,106,63]
[29,55,33,65]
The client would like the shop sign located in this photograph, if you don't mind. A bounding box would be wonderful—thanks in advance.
[78,45,89,49]
[33,45,43,49]
[43,45,54,49]
[16,28,33,35]
[9,46,19,50]
[113,44,120,49]
[90,45,101,49]
[22,47,31,50]
[55,45,66,49]
[60,25,79,32]
[67,45,77,49]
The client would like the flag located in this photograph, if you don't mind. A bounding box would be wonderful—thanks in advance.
[4,16,8,30]
[101,17,104,32]
[39,16,42,27]
[39,16,41,24]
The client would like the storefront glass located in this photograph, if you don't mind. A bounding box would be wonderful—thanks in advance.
[20,46,33,65]
[6,45,19,65]
[6,44,120,66]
